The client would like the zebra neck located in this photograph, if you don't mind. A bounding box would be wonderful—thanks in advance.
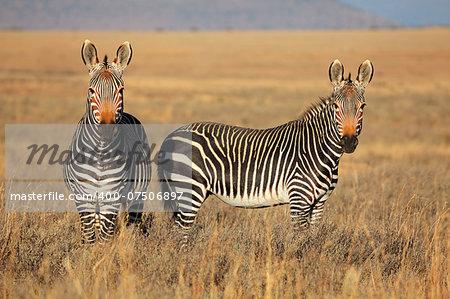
[297,102,343,167]
[79,110,123,149]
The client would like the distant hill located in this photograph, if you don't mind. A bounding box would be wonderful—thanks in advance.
[0,0,398,30]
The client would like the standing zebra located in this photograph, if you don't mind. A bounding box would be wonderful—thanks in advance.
[159,59,373,237]
[64,40,151,243]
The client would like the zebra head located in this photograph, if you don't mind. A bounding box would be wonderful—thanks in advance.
[329,59,374,153]
[81,40,133,124]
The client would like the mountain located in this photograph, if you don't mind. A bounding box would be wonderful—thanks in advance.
[0,0,398,30]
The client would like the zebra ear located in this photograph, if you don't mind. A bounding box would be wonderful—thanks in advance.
[115,41,132,71]
[356,60,374,87]
[81,40,99,71]
[329,59,344,86]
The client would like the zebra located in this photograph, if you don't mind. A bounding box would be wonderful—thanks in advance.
[158,59,373,238]
[64,40,151,243]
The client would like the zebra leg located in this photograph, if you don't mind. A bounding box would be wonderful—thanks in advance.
[76,200,97,243]
[126,199,153,235]
[289,202,311,230]
[309,192,331,226]
[171,181,207,248]
[126,199,144,225]
[97,203,121,242]
[309,202,325,226]
[78,211,96,244]
[288,179,313,230]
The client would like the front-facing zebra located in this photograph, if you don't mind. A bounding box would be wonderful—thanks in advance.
[64,40,151,243]
[159,59,373,237]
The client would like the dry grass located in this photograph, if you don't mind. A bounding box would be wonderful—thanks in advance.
[0,28,449,298]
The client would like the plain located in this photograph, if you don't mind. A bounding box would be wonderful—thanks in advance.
[0,28,448,298]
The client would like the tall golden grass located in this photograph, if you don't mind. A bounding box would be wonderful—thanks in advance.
[0,28,449,297]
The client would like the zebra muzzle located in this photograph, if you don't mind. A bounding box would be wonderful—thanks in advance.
[341,135,358,153]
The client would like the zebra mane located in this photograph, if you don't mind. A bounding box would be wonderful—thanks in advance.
[298,97,332,122]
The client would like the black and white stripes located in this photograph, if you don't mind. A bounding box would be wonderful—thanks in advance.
[159,59,373,234]
[64,40,151,243]
[64,114,151,243]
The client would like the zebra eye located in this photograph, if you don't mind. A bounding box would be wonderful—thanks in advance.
[88,88,95,95]
[360,103,366,109]
[333,102,339,110]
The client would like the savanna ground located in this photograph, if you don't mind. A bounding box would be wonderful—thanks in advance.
[0,28,448,298]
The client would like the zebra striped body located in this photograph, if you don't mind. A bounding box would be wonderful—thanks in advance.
[159,59,373,234]
[205,118,339,210]
[64,113,151,242]
[160,101,340,229]
[64,40,151,243]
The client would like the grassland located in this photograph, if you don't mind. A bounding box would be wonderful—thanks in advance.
[0,28,449,298]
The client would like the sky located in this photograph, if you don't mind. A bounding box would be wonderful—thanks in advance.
[340,0,450,27]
